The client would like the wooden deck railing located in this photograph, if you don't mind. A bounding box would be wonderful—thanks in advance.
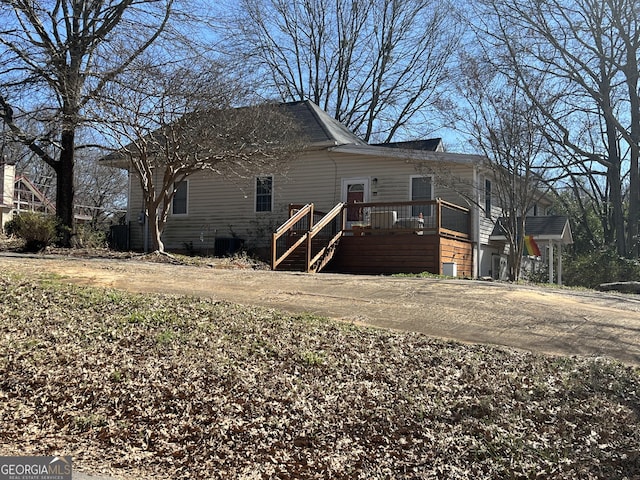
[307,202,345,272]
[272,203,314,270]
[272,199,470,272]
[272,202,345,272]
[342,198,470,239]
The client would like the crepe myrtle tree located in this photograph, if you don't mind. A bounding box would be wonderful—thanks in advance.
[423,52,550,281]
[0,0,174,244]
[458,61,550,281]
[99,59,304,254]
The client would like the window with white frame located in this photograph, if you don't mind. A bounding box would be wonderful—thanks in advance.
[255,175,273,212]
[410,175,433,216]
[172,180,188,215]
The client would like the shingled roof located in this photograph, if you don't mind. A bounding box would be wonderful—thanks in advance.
[282,101,366,147]
[490,216,573,244]
[372,138,444,152]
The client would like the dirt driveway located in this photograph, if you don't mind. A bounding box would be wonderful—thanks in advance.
[2,253,640,365]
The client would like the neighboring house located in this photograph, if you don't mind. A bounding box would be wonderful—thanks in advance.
[0,163,91,232]
[0,163,14,231]
[113,100,571,280]
[13,174,56,216]
[1,163,58,230]
[490,215,573,284]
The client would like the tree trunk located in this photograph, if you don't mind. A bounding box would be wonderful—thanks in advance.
[608,159,626,256]
[602,104,626,255]
[55,130,76,246]
[146,201,165,253]
[153,219,165,253]
[625,65,639,257]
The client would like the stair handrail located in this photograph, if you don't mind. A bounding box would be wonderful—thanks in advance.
[306,202,345,272]
[275,203,313,233]
[272,203,314,270]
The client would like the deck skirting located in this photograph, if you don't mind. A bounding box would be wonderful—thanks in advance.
[329,233,473,276]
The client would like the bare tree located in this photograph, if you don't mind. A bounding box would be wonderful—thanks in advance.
[447,54,550,281]
[74,152,128,228]
[98,58,304,253]
[3,137,126,228]
[0,0,174,244]
[221,0,460,143]
[472,0,640,257]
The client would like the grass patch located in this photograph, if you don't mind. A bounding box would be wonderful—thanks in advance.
[0,270,638,479]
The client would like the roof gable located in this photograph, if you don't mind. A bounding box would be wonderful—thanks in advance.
[490,216,573,244]
[14,176,56,212]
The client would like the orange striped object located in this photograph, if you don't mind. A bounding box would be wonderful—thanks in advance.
[524,235,541,256]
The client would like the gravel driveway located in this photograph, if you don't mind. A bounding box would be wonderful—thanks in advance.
[2,253,640,365]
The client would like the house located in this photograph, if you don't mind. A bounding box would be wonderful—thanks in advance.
[1,162,56,231]
[0,163,14,230]
[0,162,92,232]
[490,215,574,284]
[114,100,571,280]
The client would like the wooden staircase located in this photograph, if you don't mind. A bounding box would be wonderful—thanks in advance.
[272,203,345,273]
[274,246,307,271]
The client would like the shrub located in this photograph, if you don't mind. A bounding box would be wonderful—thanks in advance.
[563,247,640,288]
[5,212,59,252]
[72,224,107,249]
[3,216,20,237]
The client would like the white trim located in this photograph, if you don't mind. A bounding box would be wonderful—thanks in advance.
[341,177,370,228]
[126,170,132,224]
[330,144,486,165]
[548,240,554,284]
[341,177,370,204]
[171,179,189,216]
[255,175,274,213]
[409,174,434,217]
[473,165,481,278]
[409,174,434,202]
[484,177,492,219]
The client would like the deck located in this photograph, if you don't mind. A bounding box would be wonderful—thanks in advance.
[272,200,473,276]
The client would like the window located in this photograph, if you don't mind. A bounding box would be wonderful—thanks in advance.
[484,179,492,218]
[172,180,188,215]
[256,175,273,212]
[410,175,432,216]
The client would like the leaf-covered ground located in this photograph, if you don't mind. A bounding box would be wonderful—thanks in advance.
[0,271,639,479]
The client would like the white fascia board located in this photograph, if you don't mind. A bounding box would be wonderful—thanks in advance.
[490,233,573,245]
[329,144,487,165]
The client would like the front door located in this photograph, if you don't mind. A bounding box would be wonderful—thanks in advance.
[341,178,370,227]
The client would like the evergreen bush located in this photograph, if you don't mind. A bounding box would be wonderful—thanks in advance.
[563,247,640,288]
[4,212,59,252]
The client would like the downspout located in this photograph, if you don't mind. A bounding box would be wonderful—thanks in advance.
[143,213,149,253]
[548,239,554,284]
[473,165,481,278]
[127,168,133,251]
[558,243,563,285]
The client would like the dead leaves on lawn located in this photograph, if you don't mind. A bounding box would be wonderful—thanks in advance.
[0,271,639,479]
